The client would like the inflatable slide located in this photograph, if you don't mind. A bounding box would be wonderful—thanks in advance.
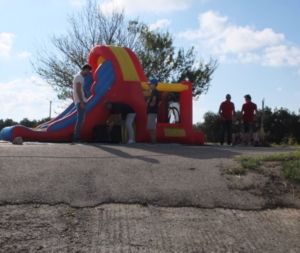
[0,45,204,144]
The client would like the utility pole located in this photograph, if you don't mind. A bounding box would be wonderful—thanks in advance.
[49,101,52,118]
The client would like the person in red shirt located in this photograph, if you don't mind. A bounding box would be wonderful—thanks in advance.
[241,94,258,145]
[218,94,236,145]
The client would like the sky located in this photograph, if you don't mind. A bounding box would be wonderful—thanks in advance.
[1,0,300,123]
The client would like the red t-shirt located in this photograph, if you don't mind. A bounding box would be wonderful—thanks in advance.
[242,102,257,122]
[220,101,235,120]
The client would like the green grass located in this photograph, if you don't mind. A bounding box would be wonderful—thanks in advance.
[226,167,247,175]
[283,159,300,183]
[235,150,300,183]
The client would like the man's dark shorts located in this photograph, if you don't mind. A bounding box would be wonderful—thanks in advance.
[243,122,254,133]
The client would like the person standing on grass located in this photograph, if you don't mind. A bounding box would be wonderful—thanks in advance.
[241,94,258,146]
[72,64,92,143]
[218,94,236,146]
[147,78,161,145]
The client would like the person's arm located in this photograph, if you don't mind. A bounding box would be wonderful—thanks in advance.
[218,104,224,120]
[255,105,258,115]
[233,104,236,119]
[75,82,85,109]
[218,104,222,115]
[149,90,159,106]
[150,96,157,106]
[106,115,114,124]
[108,114,122,131]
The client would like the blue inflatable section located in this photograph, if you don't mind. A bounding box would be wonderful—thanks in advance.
[0,126,13,140]
[0,61,115,139]
[39,73,94,129]
[48,61,115,132]
[84,72,93,98]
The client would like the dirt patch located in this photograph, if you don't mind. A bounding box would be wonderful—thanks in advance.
[224,162,300,209]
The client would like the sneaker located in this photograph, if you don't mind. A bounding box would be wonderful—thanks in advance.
[127,139,135,144]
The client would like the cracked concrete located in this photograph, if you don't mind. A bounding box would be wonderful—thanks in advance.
[0,142,299,252]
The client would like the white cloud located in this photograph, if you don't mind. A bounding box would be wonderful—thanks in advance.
[277,87,282,92]
[0,33,15,58]
[178,11,300,67]
[18,51,32,58]
[262,45,300,67]
[149,19,171,30]
[0,76,65,121]
[100,0,193,13]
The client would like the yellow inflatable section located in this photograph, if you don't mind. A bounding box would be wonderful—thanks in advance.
[108,45,189,93]
[141,82,189,92]
[108,46,140,82]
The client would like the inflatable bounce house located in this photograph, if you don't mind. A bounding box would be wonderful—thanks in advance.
[0,45,204,144]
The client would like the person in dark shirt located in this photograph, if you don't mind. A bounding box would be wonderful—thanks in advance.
[147,78,161,145]
[241,94,258,146]
[218,94,236,146]
[103,101,136,144]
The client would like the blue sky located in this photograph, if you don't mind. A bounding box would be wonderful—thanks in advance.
[1,0,300,123]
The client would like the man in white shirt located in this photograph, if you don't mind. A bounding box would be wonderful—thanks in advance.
[72,64,92,143]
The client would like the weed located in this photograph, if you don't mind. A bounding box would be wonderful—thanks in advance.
[66,209,76,216]
[236,156,262,172]
[226,167,246,175]
[283,160,300,183]
[241,159,261,171]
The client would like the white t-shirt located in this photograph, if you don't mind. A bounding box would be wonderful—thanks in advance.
[72,73,87,104]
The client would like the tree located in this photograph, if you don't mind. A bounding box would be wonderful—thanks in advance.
[135,27,217,100]
[0,119,18,132]
[197,111,221,143]
[31,0,217,101]
[195,107,300,145]
[31,0,141,99]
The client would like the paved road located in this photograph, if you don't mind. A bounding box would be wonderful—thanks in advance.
[1,204,300,253]
[0,142,299,252]
[0,142,299,209]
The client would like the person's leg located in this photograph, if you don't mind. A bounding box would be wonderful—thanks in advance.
[125,113,136,141]
[220,121,226,145]
[118,120,126,143]
[248,122,254,145]
[74,102,86,141]
[147,114,157,144]
[243,122,249,145]
[227,120,232,145]
[150,130,156,143]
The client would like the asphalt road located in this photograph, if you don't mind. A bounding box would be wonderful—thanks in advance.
[1,142,300,252]
[0,142,299,209]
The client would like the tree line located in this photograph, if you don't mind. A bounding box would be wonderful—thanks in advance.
[0,118,51,134]
[193,107,300,145]
[1,106,299,145]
